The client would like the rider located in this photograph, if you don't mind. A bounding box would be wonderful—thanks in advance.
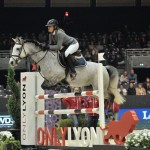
[44,19,79,80]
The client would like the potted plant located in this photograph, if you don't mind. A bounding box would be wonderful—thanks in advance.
[57,117,87,128]
[57,117,87,139]
[0,131,21,150]
[125,129,150,150]
[6,65,21,140]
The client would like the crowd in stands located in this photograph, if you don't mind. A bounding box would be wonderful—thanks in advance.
[0,84,12,98]
[1,25,150,67]
[118,69,150,96]
[0,25,150,97]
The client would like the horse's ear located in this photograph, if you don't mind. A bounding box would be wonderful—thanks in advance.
[12,38,16,42]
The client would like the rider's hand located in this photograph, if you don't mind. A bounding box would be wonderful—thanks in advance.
[43,43,50,51]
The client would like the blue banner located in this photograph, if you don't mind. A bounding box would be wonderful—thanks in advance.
[0,115,13,128]
[119,108,150,120]
[118,109,150,129]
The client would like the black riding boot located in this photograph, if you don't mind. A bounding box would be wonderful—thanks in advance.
[66,54,77,80]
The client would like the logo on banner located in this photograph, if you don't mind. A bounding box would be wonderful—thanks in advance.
[22,76,27,82]
[22,81,27,140]
[143,111,150,120]
[0,115,13,128]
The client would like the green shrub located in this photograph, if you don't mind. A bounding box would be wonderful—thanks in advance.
[57,118,74,127]
[78,118,87,127]
[6,65,20,129]
[57,117,88,139]
[57,117,87,127]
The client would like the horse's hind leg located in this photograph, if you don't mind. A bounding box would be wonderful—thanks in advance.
[108,83,125,104]
[107,66,125,104]
[92,67,109,96]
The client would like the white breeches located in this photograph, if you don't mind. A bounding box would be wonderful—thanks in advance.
[65,42,79,57]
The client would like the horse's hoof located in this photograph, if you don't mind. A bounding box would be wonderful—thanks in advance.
[61,88,68,93]
[41,85,46,90]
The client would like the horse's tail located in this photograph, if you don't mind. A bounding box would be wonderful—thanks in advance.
[106,65,125,104]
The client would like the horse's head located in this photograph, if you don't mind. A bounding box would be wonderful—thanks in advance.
[9,37,27,67]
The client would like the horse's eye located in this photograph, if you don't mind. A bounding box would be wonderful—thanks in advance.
[16,48,20,51]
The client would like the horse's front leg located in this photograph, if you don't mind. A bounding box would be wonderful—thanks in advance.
[41,79,69,91]
[41,79,59,90]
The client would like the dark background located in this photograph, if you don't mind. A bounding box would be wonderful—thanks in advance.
[0,7,150,34]
[1,7,150,85]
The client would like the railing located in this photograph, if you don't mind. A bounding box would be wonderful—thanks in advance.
[125,48,150,71]
[0,50,11,58]
[126,48,150,57]
[0,49,28,70]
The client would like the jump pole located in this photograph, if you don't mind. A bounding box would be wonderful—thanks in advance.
[35,108,99,115]
[98,53,105,145]
[35,90,99,99]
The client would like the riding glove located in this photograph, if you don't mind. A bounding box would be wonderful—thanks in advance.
[43,43,50,51]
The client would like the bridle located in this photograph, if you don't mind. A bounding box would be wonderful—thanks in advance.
[11,38,56,81]
[11,38,48,65]
[11,39,27,64]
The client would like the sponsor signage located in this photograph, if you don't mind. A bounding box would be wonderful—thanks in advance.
[119,109,150,120]
[0,115,13,128]
[37,127,100,146]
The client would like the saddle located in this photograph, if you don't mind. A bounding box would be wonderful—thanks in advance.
[57,47,87,68]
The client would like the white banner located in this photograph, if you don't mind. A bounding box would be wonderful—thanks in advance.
[21,72,44,145]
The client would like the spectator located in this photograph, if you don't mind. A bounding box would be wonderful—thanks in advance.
[31,33,37,40]
[86,96,99,131]
[136,83,146,95]
[103,48,110,65]
[62,87,85,128]
[143,77,150,95]
[107,50,118,67]
[122,25,129,38]
[91,46,98,62]
[118,84,127,96]
[38,30,47,43]
[82,48,90,56]
[84,51,92,61]
[127,82,136,95]
[10,40,15,50]
[128,69,137,85]
[105,99,120,121]
[119,71,129,85]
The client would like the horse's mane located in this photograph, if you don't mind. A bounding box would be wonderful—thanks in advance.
[24,39,43,50]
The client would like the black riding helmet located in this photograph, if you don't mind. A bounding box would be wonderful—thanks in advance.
[45,19,58,28]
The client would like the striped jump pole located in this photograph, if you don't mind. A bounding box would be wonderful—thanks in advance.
[35,90,99,99]
[35,108,99,115]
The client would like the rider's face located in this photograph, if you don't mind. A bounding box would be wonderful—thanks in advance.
[48,26,55,33]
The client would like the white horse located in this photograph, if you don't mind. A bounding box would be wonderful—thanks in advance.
[9,37,125,104]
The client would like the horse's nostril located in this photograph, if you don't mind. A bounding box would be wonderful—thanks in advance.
[10,61,13,65]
